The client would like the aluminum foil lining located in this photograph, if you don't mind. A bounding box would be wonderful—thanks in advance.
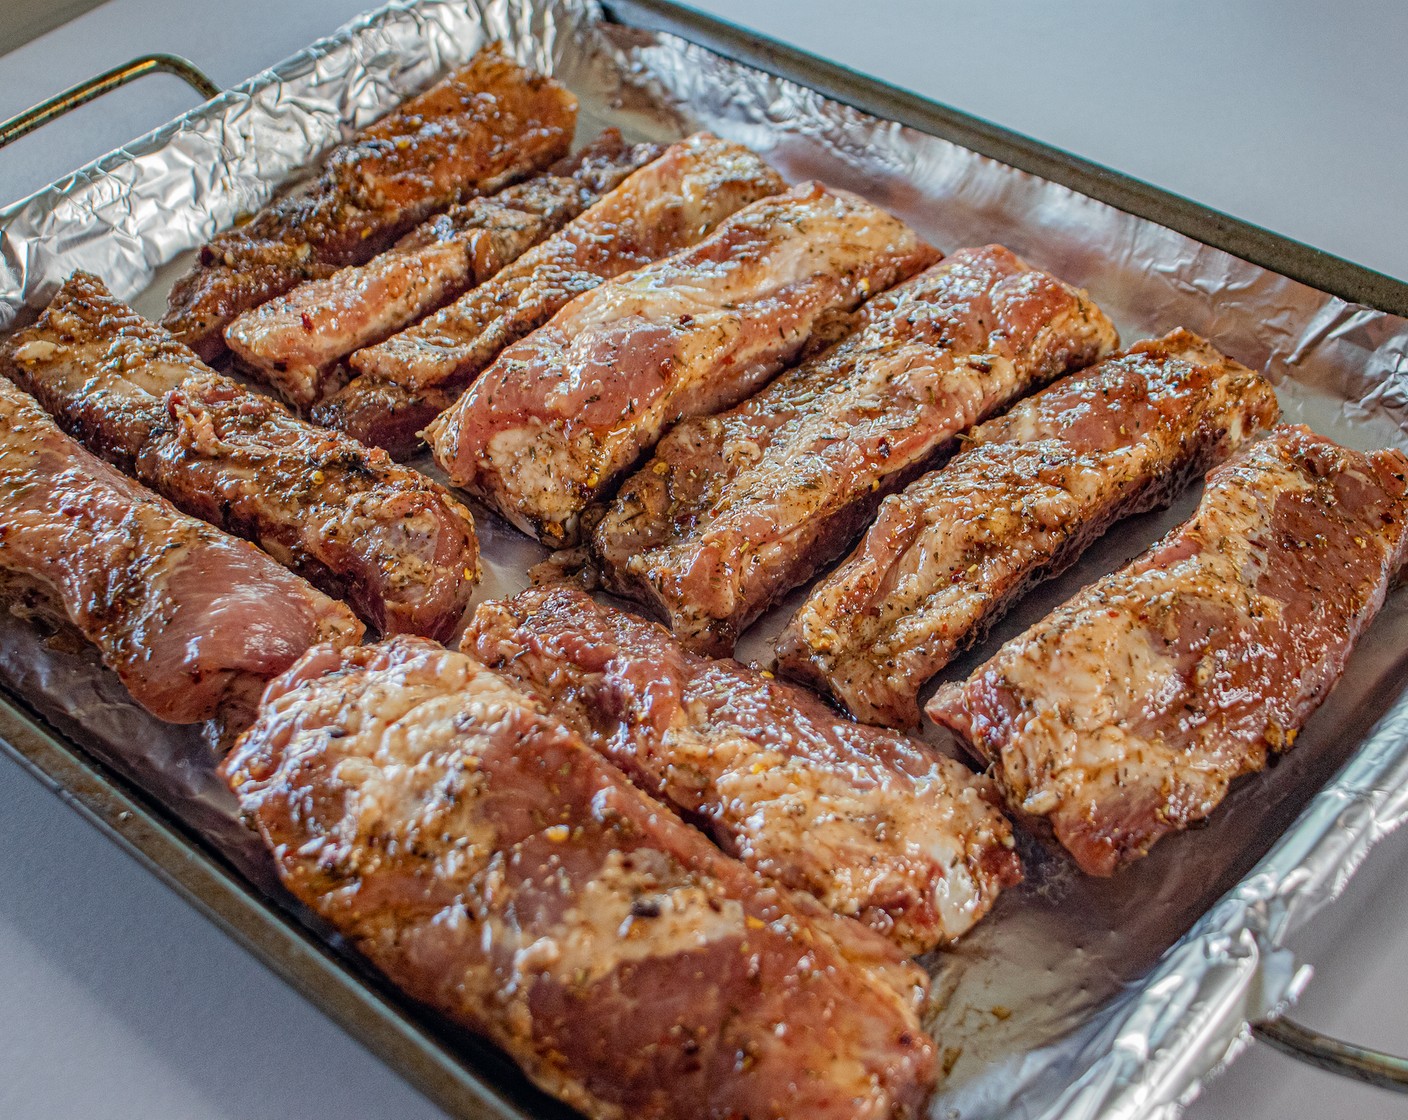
[4,2,1408,1118]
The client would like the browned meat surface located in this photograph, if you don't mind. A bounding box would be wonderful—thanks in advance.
[778,330,1280,728]
[429,182,939,546]
[224,636,937,1120]
[317,132,784,458]
[928,425,1408,876]
[466,586,1020,955]
[162,45,576,362]
[225,131,661,409]
[3,273,479,641]
[0,378,361,726]
[593,246,1117,655]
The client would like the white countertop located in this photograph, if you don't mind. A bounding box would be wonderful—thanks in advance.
[2,1,1407,1117]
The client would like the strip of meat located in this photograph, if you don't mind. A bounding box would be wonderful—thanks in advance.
[778,329,1280,729]
[162,44,577,362]
[927,425,1408,876]
[2,273,479,641]
[224,131,662,409]
[592,246,1118,655]
[429,181,940,546]
[466,586,1020,955]
[223,636,936,1120]
[0,378,362,726]
[316,132,786,458]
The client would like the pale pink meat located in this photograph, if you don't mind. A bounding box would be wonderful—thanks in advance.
[429,181,939,545]
[162,45,577,362]
[778,329,1279,727]
[928,425,1408,875]
[2,272,479,640]
[225,636,937,1120]
[0,378,361,725]
[595,245,1118,655]
[466,585,1021,954]
[225,131,660,410]
[318,131,785,458]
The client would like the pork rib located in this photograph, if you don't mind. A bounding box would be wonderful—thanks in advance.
[0,378,362,726]
[162,44,576,362]
[315,131,785,458]
[429,181,940,546]
[927,425,1408,876]
[224,131,661,409]
[224,636,936,1120]
[778,329,1279,728]
[466,585,1020,955]
[593,246,1117,655]
[3,272,479,641]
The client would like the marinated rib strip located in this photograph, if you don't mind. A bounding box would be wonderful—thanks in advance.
[163,44,577,362]
[928,426,1408,876]
[224,636,936,1120]
[430,181,940,546]
[0,378,362,726]
[466,586,1020,955]
[316,132,785,458]
[593,246,1118,655]
[224,131,662,409]
[2,273,480,641]
[778,330,1280,728]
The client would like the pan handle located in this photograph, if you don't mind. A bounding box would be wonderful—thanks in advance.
[0,53,220,150]
[1253,1015,1408,1093]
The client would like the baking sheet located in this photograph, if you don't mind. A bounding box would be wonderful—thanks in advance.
[4,2,1408,1118]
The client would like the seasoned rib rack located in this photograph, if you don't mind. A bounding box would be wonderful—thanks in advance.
[466,586,1021,954]
[0,378,362,727]
[163,44,577,362]
[430,180,939,545]
[593,245,1117,655]
[2,272,480,641]
[928,425,1408,875]
[225,636,937,1120]
[225,131,661,410]
[778,329,1279,728]
[316,131,785,458]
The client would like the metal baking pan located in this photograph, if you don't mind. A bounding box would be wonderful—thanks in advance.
[3,2,1408,1118]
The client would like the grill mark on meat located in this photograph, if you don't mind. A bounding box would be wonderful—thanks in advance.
[226,131,661,410]
[162,44,577,362]
[223,636,936,1120]
[3,272,480,641]
[317,132,785,459]
[429,181,940,546]
[0,378,361,726]
[593,245,1118,656]
[927,425,1408,876]
[464,585,1021,955]
[778,329,1279,728]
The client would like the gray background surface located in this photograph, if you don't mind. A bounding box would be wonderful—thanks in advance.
[1,1,1406,1116]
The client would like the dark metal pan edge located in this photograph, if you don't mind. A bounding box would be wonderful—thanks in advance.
[603,0,1408,320]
